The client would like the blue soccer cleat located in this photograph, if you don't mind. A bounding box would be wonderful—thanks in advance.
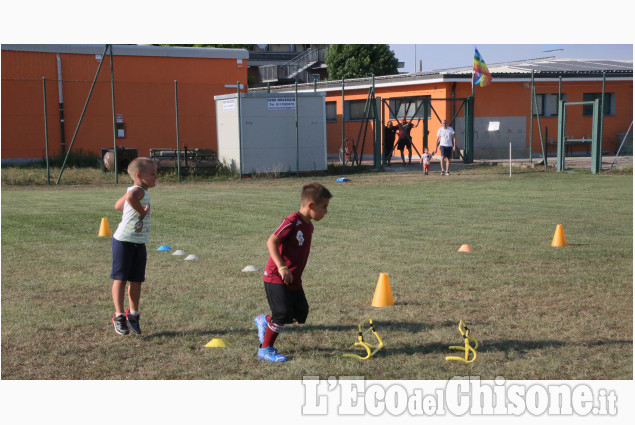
[254,315,267,344]
[258,346,287,362]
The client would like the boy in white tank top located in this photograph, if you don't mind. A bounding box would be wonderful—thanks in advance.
[110,157,157,335]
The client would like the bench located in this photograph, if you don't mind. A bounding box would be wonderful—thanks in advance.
[150,147,217,174]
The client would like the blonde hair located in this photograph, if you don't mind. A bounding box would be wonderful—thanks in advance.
[127,157,155,179]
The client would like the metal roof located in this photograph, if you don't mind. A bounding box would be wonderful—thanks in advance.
[437,57,633,74]
[1,44,249,60]
[250,57,632,93]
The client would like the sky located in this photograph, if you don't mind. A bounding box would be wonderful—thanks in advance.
[389,44,634,73]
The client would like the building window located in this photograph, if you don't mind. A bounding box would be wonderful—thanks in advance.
[535,93,566,117]
[582,93,615,116]
[388,96,431,120]
[326,101,337,122]
[345,99,374,121]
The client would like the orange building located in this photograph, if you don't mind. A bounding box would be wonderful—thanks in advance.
[1,44,248,163]
[251,58,633,161]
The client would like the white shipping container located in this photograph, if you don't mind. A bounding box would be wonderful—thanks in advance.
[214,92,327,175]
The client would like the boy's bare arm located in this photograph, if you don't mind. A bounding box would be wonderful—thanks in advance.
[124,187,150,217]
[114,195,126,211]
[267,234,292,284]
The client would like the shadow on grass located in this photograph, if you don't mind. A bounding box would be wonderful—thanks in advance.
[141,329,231,339]
[284,320,457,335]
[334,338,633,358]
[300,338,632,361]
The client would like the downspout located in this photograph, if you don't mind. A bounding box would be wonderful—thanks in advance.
[56,53,67,153]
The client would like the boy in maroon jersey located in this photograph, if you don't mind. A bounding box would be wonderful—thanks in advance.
[254,182,332,362]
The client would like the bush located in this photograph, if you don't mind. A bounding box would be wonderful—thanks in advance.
[41,149,102,168]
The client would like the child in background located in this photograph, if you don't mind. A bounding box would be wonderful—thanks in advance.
[420,147,432,175]
[254,182,332,362]
[110,157,157,335]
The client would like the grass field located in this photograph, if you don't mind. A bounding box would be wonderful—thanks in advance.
[1,165,632,380]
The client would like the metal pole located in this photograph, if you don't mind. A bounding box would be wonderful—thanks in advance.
[463,96,474,163]
[591,98,601,174]
[372,74,378,168]
[56,53,67,153]
[42,77,50,185]
[341,78,345,166]
[56,44,109,184]
[414,44,417,73]
[295,81,300,176]
[556,75,561,168]
[174,80,181,182]
[611,121,633,168]
[375,96,382,169]
[509,142,512,178]
[600,71,606,157]
[529,69,534,163]
[237,81,243,179]
[109,45,119,183]
[533,86,546,167]
[557,100,564,172]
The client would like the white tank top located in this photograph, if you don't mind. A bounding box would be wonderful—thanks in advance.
[113,185,151,244]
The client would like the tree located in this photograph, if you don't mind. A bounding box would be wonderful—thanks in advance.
[325,44,399,80]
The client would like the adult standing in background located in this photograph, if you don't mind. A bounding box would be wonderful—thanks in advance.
[396,117,420,164]
[383,121,398,166]
[435,119,456,175]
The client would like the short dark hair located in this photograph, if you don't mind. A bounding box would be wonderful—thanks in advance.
[301,182,332,205]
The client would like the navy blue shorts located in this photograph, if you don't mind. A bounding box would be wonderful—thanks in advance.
[110,238,147,282]
[441,146,453,158]
[264,281,309,325]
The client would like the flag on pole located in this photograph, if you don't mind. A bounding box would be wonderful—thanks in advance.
[473,48,492,87]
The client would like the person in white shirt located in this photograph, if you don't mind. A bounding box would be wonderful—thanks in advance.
[434,120,456,175]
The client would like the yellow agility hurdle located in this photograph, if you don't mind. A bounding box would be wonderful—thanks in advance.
[445,320,478,363]
[342,318,384,360]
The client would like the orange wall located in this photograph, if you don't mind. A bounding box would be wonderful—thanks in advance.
[324,78,633,158]
[1,49,248,160]
[324,83,455,158]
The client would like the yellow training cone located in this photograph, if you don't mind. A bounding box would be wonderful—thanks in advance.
[372,273,394,307]
[551,224,567,247]
[98,217,111,237]
[205,338,229,348]
[458,244,472,252]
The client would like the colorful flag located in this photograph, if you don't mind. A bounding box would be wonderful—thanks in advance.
[473,48,492,87]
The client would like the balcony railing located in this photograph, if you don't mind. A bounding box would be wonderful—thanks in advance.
[259,47,326,83]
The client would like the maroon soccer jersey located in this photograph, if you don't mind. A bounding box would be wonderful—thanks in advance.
[264,211,314,291]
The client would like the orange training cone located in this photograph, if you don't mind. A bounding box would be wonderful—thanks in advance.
[98,217,111,237]
[458,244,472,252]
[551,224,567,247]
[372,273,394,307]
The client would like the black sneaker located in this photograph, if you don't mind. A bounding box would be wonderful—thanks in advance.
[113,313,129,335]
[125,308,141,334]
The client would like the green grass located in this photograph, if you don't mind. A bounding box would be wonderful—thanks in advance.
[1,166,632,380]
